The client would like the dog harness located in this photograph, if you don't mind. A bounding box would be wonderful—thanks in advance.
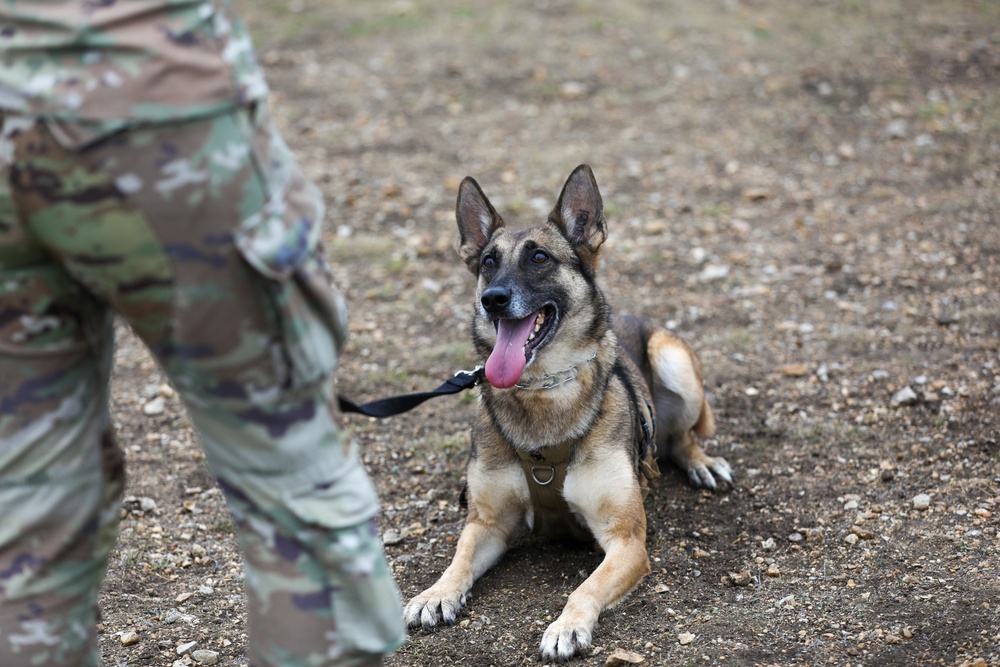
[514,396,659,541]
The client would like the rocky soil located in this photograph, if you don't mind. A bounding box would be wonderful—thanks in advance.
[100,1,999,666]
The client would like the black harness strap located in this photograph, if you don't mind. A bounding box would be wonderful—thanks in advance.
[337,367,483,418]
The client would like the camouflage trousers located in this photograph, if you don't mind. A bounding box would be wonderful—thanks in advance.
[0,106,405,666]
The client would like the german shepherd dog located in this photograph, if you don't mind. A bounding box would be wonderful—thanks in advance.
[403,165,732,661]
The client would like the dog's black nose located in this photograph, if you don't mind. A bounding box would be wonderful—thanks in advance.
[481,285,511,315]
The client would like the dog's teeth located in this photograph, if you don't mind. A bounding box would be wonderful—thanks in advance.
[534,323,541,333]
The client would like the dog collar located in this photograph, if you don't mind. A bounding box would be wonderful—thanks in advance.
[513,353,598,391]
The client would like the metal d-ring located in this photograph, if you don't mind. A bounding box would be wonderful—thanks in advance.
[530,465,555,485]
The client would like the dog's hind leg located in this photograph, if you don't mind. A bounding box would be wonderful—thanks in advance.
[403,463,526,629]
[647,330,732,489]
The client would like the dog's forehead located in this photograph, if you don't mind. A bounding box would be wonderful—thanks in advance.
[489,225,569,255]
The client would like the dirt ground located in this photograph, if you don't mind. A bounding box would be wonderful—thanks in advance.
[99,1,1000,666]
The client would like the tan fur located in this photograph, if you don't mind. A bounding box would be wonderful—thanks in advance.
[404,165,732,661]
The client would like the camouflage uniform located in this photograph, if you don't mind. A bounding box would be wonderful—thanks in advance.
[0,2,404,665]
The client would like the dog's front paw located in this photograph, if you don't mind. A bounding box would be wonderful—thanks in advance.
[539,615,593,662]
[685,453,733,490]
[404,586,469,629]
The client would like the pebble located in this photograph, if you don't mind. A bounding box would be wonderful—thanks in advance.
[891,386,918,407]
[912,493,931,510]
[844,533,859,546]
[761,537,776,552]
[139,497,157,512]
[606,648,645,665]
[143,396,166,416]
[177,641,198,655]
[724,571,752,587]
[766,564,781,577]
[382,530,403,546]
[885,118,909,139]
[191,649,220,665]
[787,532,804,543]
[175,592,195,604]
[779,363,809,377]
[120,630,140,646]
[678,632,696,645]
[699,264,730,282]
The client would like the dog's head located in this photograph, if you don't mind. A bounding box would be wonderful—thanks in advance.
[456,164,609,389]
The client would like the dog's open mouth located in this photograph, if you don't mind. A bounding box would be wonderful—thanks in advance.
[484,305,557,389]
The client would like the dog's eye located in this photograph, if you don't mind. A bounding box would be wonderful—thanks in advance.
[482,255,495,269]
[531,251,549,264]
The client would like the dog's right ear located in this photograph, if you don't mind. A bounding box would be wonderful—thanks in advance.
[456,176,504,273]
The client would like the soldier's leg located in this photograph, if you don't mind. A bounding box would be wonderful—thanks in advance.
[0,119,123,666]
[8,108,404,666]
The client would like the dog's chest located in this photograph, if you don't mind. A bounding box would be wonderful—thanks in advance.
[515,442,593,541]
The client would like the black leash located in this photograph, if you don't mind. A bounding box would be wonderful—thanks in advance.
[337,366,483,418]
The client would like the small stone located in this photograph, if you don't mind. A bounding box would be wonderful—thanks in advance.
[692,548,710,559]
[653,583,669,594]
[902,627,913,638]
[606,648,645,665]
[766,563,780,577]
[699,264,730,282]
[177,641,198,655]
[120,630,140,646]
[844,533,859,546]
[891,386,918,407]
[139,497,157,512]
[725,571,752,587]
[678,632,696,645]
[143,396,166,416]
[741,187,771,201]
[885,119,909,139]
[382,530,403,546]
[850,526,875,540]
[912,493,931,510]
[780,363,809,377]
[844,499,859,511]
[191,649,220,665]
[761,537,776,552]
[787,532,804,543]
[880,468,896,482]
[560,81,587,99]
[175,592,195,604]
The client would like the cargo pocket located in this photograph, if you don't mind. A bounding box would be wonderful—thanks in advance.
[232,105,347,390]
[280,465,405,657]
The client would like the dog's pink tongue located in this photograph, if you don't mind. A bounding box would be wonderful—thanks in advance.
[484,313,537,389]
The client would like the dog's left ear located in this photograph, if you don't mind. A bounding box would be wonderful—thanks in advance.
[550,164,607,253]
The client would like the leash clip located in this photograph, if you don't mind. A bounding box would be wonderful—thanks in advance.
[454,365,484,386]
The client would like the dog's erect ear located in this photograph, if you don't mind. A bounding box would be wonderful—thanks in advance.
[550,164,607,253]
[456,176,504,272]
